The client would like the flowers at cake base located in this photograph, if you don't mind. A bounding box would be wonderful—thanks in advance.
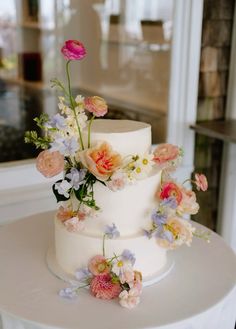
[59,224,142,309]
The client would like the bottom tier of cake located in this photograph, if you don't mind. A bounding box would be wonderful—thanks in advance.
[55,219,167,279]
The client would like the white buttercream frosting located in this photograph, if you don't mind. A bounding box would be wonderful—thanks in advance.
[54,119,166,279]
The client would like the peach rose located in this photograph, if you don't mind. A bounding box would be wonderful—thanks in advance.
[88,255,110,276]
[36,150,64,178]
[85,96,108,117]
[153,144,180,165]
[177,188,199,215]
[78,142,122,181]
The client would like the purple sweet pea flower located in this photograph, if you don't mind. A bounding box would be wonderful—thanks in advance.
[156,229,174,243]
[75,267,91,281]
[66,168,87,190]
[104,223,120,239]
[151,210,167,226]
[121,249,136,266]
[160,197,178,209]
[50,113,67,130]
[59,286,78,299]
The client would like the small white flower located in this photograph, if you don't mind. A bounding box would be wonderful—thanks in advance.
[54,180,72,198]
[119,288,141,309]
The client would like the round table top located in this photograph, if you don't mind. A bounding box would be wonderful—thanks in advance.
[0,212,236,329]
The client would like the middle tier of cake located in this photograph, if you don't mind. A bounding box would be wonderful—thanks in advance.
[82,168,162,236]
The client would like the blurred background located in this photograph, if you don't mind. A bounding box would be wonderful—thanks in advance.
[0,0,235,245]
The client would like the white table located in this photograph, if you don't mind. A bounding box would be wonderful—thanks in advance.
[0,212,236,329]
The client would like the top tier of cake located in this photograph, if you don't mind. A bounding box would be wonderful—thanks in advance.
[88,119,151,156]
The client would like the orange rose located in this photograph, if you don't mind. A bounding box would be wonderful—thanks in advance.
[78,142,122,181]
[36,150,64,178]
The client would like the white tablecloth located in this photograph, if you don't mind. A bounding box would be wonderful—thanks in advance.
[0,212,236,329]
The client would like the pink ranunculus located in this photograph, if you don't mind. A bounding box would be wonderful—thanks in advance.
[119,287,141,309]
[90,274,122,300]
[88,255,110,276]
[78,142,122,181]
[195,173,208,192]
[158,181,183,205]
[36,150,64,178]
[61,40,86,60]
[84,96,108,117]
[153,143,180,165]
[106,171,127,191]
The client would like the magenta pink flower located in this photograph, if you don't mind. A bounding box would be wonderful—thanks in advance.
[88,255,110,276]
[195,173,208,192]
[61,40,86,60]
[84,96,108,117]
[36,150,64,178]
[90,274,122,300]
[158,181,183,205]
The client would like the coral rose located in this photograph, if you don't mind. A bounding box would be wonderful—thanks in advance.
[61,40,86,60]
[78,142,122,181]
[153,144,180,165]
[195,173,208,192]
[88,255,110,276]
[36,150,64,178]
[85,96,108,117]
[90,274,122,300]
[159,182,183,205]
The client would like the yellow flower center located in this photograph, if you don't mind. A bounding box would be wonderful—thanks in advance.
[136,167,141,173]
[142,158,148,165]
[117,260,123,267]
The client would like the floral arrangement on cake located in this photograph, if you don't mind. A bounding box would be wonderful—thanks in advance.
[60,224,142,309]
[25,39,209,309]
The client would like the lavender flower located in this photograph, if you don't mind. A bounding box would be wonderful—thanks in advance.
[156,229,174,243]
[160,197,177,209]
[121,249,136,266]
[75,267,91,282]
[50,136,79,156]
[66,168,87,190]
[59,286,78,299]
[151,211,167,226]
[50,113,67,130]
[104,223,120,239]
[143,229,153,239]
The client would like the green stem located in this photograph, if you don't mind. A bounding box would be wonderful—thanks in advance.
[88,115,95,148]
[102,234,106,257]
[66,60,85,150]
[75,283,90,292]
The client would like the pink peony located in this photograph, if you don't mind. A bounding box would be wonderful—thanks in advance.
[119,288,141,309]
[61,40,86,60]
[36,150,64,178]
[84,96,108,117]
[88,255,110,276]
[90,274,122,300]
[195,173,208,192]
[158,181,183,205]
[153,144,180,165]
[78,142,122,181]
